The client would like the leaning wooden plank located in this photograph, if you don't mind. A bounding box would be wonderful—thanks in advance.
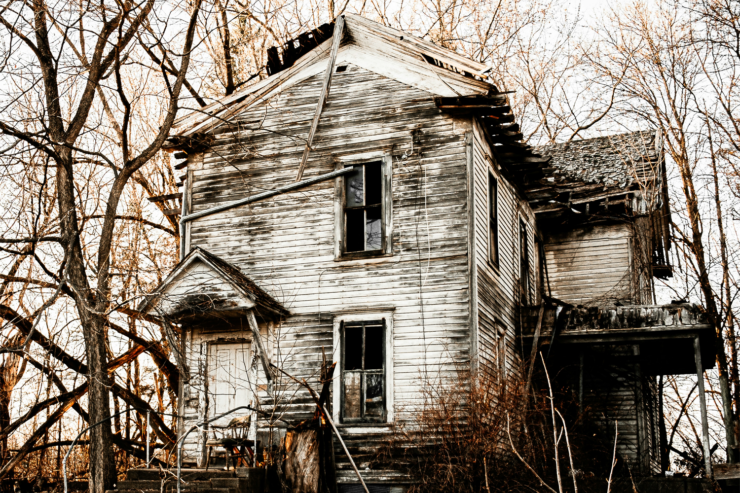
[181,166,354,224]
[147,193,182,203]
[323,405,370,493]
[162,207,181,216]
[246,309,274,382]
[295,15,345,181]
[525,303,546,393]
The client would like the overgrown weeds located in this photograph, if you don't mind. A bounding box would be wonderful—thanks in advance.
[376,363,618,493]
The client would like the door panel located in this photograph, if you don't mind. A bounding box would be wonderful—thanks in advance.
[209,343,253,425]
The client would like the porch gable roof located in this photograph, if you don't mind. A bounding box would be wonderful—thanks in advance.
[139,247,289,321]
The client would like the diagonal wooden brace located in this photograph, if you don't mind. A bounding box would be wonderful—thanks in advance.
[295,15,345,181]
[246,309,274,382]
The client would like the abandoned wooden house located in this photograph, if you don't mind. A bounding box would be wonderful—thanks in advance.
[133,13,715,492]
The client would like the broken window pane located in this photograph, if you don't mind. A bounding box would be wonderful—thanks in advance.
[365,373,384,417]
[520,219,530,304]
[342,321,386,422]
[343,161,384,254]
[366,207,382,250]
[344,372,361,418]
[346,167,364,207]
[345,209,365,252]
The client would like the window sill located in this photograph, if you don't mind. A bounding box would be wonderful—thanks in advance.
[335,422,390,428]
[485,259,500,274]
[336,250,390,262]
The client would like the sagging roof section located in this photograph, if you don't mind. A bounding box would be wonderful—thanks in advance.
[266,22,335,76]
[139,247,288,321]
[434,96,550,190]
[526,131,665,218]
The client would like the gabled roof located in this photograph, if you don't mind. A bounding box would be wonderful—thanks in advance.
[139,247,288,320]
[527,130,665,217]
[166,14,496,147]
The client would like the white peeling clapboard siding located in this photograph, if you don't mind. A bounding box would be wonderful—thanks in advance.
[545,223,633,306]
[471,120,537,379]
[182,65,472,465]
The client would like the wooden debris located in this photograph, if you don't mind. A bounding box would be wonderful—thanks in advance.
[295,15,345,181]
[147,193,182,203]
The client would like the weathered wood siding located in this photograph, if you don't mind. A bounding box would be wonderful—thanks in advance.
[178,64,473,474]
[582,345,661,475]
[544,223,634,306]
[471,121,537,377]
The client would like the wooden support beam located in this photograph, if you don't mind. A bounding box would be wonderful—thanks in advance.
[181,166,354,224]
[694,336,713,479]
[147,193,182,203]
[246,309,274,382]
[323,405,370,493]
[525,303,546,393]
[295,15,345,181]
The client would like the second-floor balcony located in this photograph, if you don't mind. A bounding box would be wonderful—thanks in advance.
[522,300,716,375]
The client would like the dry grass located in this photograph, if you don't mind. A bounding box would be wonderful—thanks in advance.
[376,365,617,492]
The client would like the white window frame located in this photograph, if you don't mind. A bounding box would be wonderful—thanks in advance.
[334,152,393,260]
[332,311,394,424]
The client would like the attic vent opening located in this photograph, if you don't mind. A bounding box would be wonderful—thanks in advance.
[336,65,348,72]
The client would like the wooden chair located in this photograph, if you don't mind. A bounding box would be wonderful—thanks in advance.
[205,415,258,470]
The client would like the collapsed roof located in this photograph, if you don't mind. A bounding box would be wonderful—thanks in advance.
[529,130,666,219]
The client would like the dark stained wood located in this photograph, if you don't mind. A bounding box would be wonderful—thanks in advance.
[147,193,182,203]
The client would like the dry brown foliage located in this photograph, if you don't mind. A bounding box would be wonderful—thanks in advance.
[376,366,619,493]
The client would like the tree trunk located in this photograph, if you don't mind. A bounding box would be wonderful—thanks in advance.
[82,312,117,491]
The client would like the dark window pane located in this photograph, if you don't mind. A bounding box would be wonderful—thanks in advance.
[366,207,382,251]
[364,325,384,370]
[520,220,530,304]
[346,166,364,207]
[343,372,361,418]
[344,326,363,371]
[365,162,382,205]
[365,373,384,417]
[489,173,498,265]
[346,210,365,252]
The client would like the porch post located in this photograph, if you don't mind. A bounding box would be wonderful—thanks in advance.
[694,336,713,479]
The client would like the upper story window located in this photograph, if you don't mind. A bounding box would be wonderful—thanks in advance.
[488,172,499,266]
[341,320,386,422]
[340,159,393,257]
[519,219,531,304]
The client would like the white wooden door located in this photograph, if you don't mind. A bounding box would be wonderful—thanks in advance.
[209,343,253,425]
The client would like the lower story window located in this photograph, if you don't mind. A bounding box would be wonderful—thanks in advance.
[342,320,386,422]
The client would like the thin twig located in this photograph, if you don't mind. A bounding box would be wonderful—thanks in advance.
[607,420,619,493]
[506,414,559,493]
[555,408,578,493]
[540,352,564,493]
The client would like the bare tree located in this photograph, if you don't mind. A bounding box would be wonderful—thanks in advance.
[0,0,203,488]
